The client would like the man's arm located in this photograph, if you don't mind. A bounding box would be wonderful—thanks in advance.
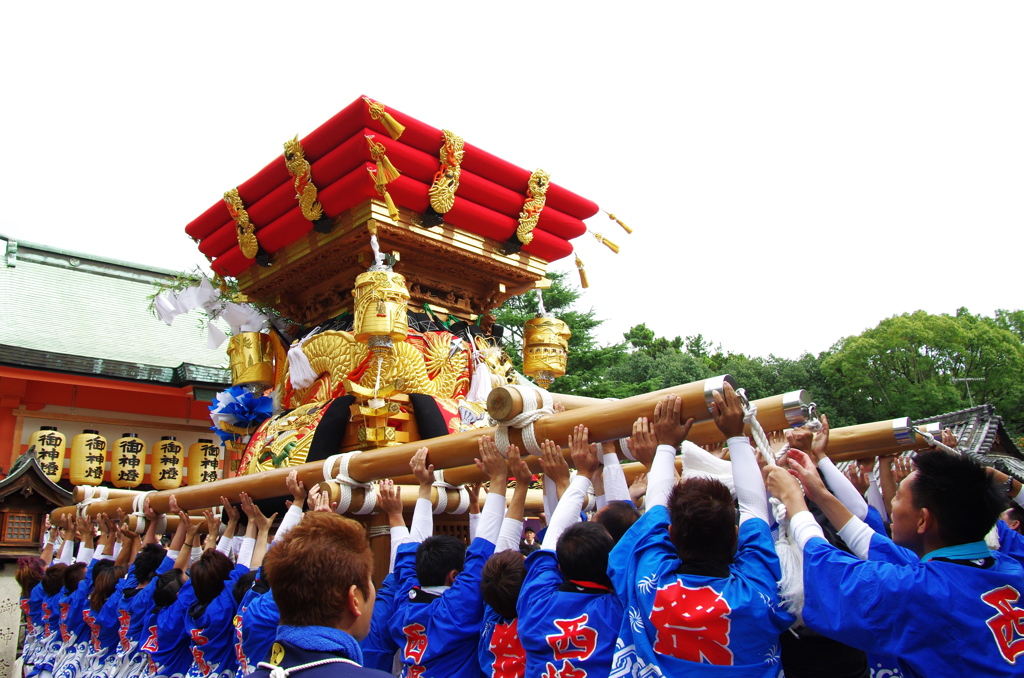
[540,428,597,550]
[711,384,768,523]
[474,436,509,545]
[377,479,407,572]
[497,445,530,552]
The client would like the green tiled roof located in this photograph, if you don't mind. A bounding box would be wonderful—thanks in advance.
[0,234,231,377]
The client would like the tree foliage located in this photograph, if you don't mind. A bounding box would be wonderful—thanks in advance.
[493,281,1024,434]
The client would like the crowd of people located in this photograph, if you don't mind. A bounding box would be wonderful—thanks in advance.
[15,383,1024,678]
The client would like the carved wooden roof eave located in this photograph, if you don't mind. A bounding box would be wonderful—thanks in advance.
[0,456,73,507]
[233,199,552,326]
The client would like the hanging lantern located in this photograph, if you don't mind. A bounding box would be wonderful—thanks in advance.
[227,332,274,388]
[111,433,145,489]
[522,316,572,390]
[152,436,184,490]
[69,430,106,486]
[352,268,410,359]
[29,426,66,483]
[187,439,221,485]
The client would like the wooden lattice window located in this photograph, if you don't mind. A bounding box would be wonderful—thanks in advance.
[4,513,35,542]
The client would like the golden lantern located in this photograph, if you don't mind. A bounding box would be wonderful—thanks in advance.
[352,268,410,359]
[69,430,106,486]
[187,439,221,485]
[523,316,572,389]
[152,436,184,490]
[227,332,274,387]
[111,433,145,489]
[29,426,66,483]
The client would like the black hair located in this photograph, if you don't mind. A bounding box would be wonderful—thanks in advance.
[556,522,614,589]
[42,564,68,596]
[667,477,737,565]
[1006,505,1024,534]
[481,550,526,619]
[190,549,235,606]
[134,543,168,585]
[233,570,257,604]
[153,569,184,609]
[594,501,642,544]
[63,562,87,593]
[415,535,466,587]
[911,452,1005,546]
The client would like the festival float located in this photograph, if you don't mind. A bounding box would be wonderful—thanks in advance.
[50,95,940,581]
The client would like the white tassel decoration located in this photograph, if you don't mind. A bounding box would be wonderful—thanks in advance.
[466,353,493,404]
[288,330,321,390]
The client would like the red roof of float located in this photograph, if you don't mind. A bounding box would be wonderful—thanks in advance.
[186,96,599,277]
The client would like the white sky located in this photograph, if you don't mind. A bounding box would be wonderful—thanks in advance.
[2,2,1021,358]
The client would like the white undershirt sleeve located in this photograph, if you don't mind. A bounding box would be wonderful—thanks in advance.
[236,537,256,569]
[817,458,869,521]
[541,475,591,550]
[602,452,632,503]
[1014,484,1024,509]
[789,510,826,550]
[388,526,409,572]
[730,436,770,525]
[476,491,506,545]
[496,517,525,553]
[468,512,480,542]
[542,475,559,519]
[865,474,888,522]
[273,505,304,544]
[836,516,874,560]
[409,497,434,543]
[646,445,678,510]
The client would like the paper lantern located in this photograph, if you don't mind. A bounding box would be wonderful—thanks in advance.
[227,332,274,387]
[29,426,66,483]
[152,436,184,490]
[352,268,410,358]
[187,439,221,485]
[111,433,145,489]
[69,430,106,486]
[523,316,571,390]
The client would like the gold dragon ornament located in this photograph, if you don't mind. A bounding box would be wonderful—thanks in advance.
[283,136,324,222]
[428,130,465,214]
[515,169,550,245]
[224,188,259,259]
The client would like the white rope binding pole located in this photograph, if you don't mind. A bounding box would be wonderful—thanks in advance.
[494,384,554,457]
[738,388,805,619]
[330,452,376,515]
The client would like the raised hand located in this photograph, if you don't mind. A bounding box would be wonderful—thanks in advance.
[711,383,745,439]
[467,482,483,514]
[410,447,434,487]
[940,428,959,449]
[629,472,648,505]
[653,394,696,449]
[286,469,308,509]
[785,449,830,504]
[240,492,276,533]
[168,495,181,515]
[809,414,830,462]
[474,436,508,487]
[764,465,807,515]
[538,439,570,493]
[220,496,240,524]
[203,508,222,545]
[508,445,532,486]
[568,425,600,478]
[892,456,913,484]
[629,417,658,469]
[785,428,814,454]
[845,463,870,495]
[378,479,403,521]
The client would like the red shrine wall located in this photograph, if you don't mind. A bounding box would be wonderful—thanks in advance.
[0,366,224,484]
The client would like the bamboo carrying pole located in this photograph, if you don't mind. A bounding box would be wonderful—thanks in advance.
[388,390,812,486]
[51,376,735,521]
[825,418,918,461]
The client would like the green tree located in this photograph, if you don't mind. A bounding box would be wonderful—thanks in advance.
[821,309,1024,432]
